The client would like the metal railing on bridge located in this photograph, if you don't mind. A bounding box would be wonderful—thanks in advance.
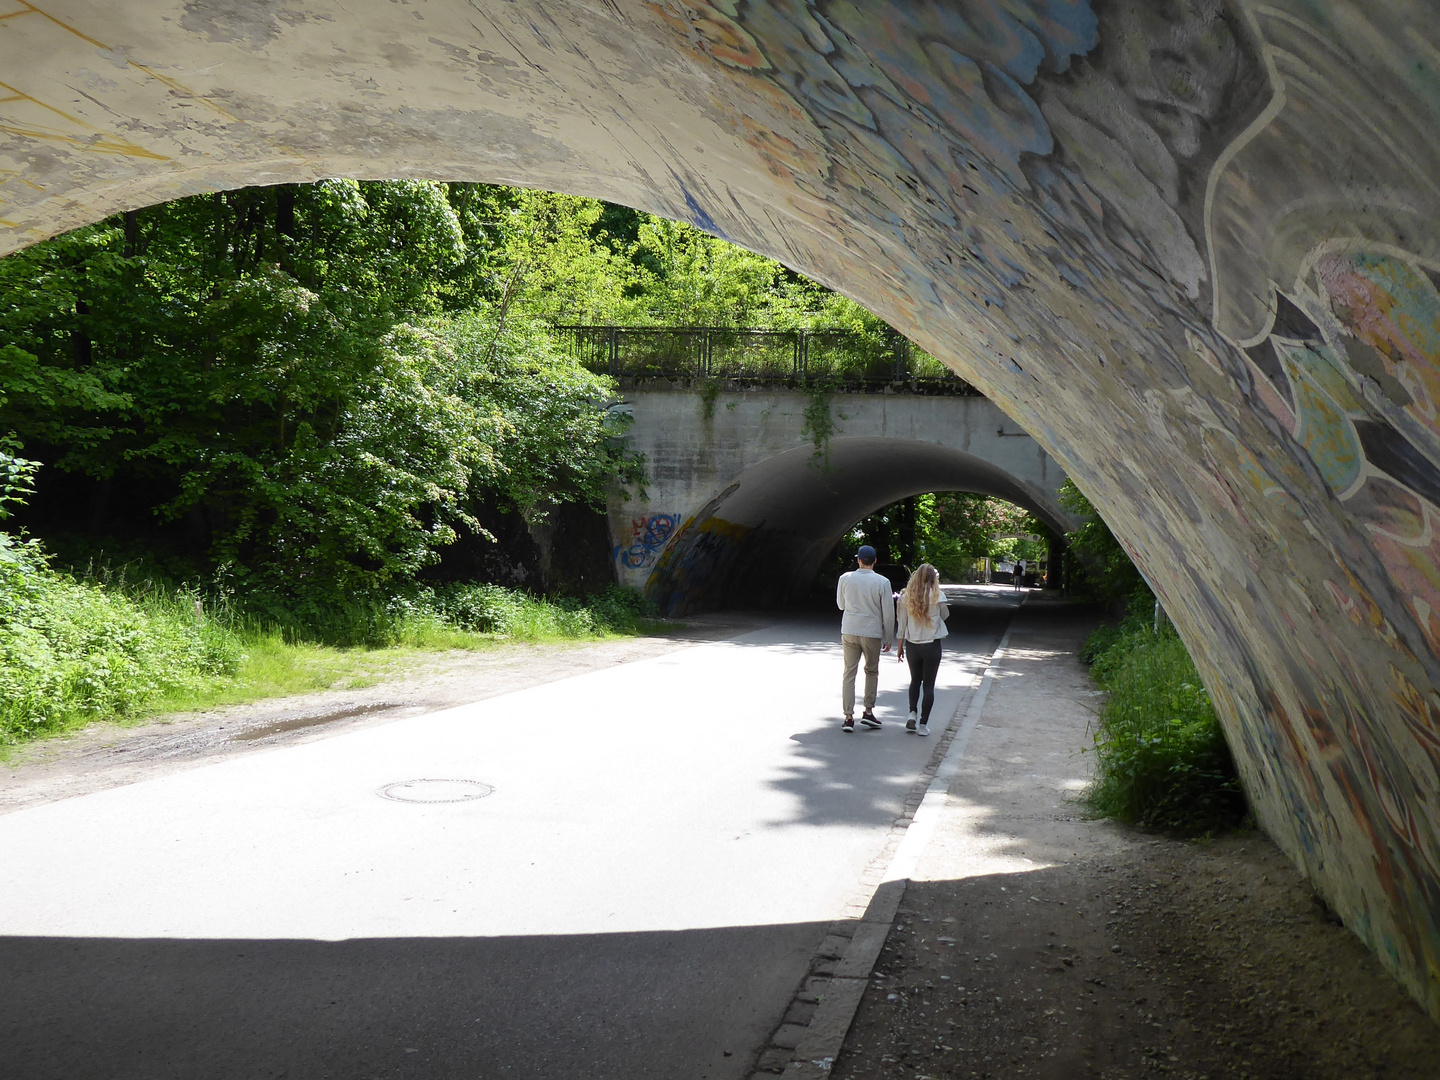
[554,325,981,394]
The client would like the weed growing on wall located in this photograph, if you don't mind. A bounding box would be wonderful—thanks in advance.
[698,377,722,421]
[1081,611,1247,836]
[802,386,836,469]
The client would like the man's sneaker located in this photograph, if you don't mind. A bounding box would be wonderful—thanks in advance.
[917,722,930,737]
[860,710,882,729]
[905,712,918,733]
[842,716,855,733]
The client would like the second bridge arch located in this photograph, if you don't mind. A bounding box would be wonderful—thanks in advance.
[611,386,1074,614]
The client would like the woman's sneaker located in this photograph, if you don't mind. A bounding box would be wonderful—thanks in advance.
[905,713,918,733]
[917,722,930,736]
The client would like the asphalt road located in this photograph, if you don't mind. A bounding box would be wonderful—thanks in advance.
[0,595,1017,1079]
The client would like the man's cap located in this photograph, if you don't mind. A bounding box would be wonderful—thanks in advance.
[856,544,878,562]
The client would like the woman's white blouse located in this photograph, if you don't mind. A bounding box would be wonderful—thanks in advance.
[897,597,950,644]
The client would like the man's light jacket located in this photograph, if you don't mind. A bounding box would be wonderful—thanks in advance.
[836,567,896,644]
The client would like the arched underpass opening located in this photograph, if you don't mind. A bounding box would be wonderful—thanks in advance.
[645,437,1072,615]
[841,491,1056,590]
[3,0,1440,1022]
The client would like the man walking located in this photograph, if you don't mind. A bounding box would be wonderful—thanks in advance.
[837,544,896,733]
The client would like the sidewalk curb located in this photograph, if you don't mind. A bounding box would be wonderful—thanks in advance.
[753,622,1017,1079]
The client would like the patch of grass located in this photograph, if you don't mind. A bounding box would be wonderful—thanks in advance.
[145,633,394,716]
[237,580,662,647]
[1082,614,1247,836]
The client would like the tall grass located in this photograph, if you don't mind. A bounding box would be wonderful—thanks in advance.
[0,536,241,743]
[1082,614,1247,836]
[242,580,662,647]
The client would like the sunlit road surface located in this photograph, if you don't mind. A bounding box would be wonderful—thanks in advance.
[0,600,1016,1080]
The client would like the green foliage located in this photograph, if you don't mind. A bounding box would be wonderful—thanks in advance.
[482,188,645,325]
[843,492,1048,581]
[0,182,636,604]
[0,544,242,743]
[424,310,638,511]
[1061,482,1240,833]
[1059,478,1151,609]
[0,451,239,743]
[932,493,1045,562]
[0,529,659,743]
[465,185,897,334]
[1081,611,1246,836]
[0,446,37,522]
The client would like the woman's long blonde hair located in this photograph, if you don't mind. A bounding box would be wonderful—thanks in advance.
[904,563,941,623]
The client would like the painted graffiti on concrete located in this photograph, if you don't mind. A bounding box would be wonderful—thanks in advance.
[646,515,755,616]
[634,0,1440,1014]
[616,513,680,571]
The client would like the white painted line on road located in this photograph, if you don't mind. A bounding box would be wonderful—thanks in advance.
[776,623,1017,1080]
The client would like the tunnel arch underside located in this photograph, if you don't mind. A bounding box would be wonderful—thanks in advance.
[644,438,1069,614]
[5,0,1440,1021]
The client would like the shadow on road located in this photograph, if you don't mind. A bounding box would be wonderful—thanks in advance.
[1,922,829,1080]
[758,597,1018,830]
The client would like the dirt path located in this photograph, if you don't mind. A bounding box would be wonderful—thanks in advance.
[831,605,1440,1080]
[0,613,770,814]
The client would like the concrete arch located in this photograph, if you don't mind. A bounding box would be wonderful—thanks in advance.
[609,387,1075,609]
[4,1,1440,1017]
[642,435,1065,614]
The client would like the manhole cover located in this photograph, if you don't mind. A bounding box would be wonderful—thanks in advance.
[378,779,494,804]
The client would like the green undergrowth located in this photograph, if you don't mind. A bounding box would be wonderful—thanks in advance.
[0,535,663,747]
[0,535,240,744]
[237,578,664,648]
[1081,609,1248,836]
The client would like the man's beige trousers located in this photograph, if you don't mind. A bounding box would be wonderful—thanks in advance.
[841,634,881,716]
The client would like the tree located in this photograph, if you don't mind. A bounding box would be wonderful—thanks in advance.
[846,492,1049,583]
[1058,478,1151,608]
[0,180,631,606]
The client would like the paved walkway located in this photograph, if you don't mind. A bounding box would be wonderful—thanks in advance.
[0,600,1019,1079]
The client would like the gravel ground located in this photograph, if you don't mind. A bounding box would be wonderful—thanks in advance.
[831,606,1440,1080]
[834,833,1440,1079]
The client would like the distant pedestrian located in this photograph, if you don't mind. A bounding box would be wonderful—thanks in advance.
[896,563,950,736]
[1013,558,1026,590]
[837,544,895,733]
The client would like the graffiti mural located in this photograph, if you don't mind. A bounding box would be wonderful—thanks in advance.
[615,513,681,571]
[629,0,1440,1015]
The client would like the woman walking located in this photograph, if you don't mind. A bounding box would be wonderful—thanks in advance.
[896,563,950,735]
